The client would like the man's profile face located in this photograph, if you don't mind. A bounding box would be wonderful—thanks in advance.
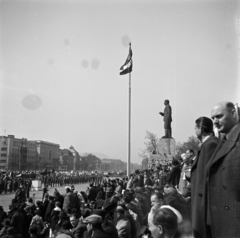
[211,105,235,134]
[148,211,161,238]
[194,124,202,140]
[151,195,163,207]
[70,216,79,228]
[151,195,158,207]
[186,150,192,159]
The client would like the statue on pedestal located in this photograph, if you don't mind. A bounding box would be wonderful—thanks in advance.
[159,99,172,138]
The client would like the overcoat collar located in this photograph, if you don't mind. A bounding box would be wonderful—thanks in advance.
[210,123,240,165]
[191,135,217,170]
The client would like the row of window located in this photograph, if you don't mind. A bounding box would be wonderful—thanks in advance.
[1,148,7,151]
[13,141,36,149]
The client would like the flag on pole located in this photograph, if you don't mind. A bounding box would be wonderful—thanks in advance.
[120,43,133,75]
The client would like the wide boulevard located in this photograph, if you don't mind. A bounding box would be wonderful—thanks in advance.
[0,182,89,212]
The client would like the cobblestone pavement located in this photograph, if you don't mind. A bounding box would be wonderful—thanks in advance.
[0,182,89,212]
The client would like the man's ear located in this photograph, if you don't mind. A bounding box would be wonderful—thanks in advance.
[158,224,163,234]
[231,108,236,118]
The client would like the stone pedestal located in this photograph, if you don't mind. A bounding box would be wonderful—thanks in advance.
[32,180,42,191]
[148,138,176,169]
[158,138,176,156]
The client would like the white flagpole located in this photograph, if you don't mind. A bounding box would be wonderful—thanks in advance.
[128,71,131,177]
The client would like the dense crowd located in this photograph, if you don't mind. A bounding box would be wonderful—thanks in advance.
[0,167,190,238]
[0,101,239,238]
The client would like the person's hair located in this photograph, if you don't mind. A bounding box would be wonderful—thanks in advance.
[195,117,213,134]
[226,102,235,112]
[36,201,41,206]
[66,188,71,193]
[49,196,54,201]
[82,209,91,218]
[55,201,61,207]
[163,193,189,221]
[70,213,80,219]
[188,149,194,154]
[29,225,39,235]
[61,221,72,229]
[71,208,78,215]
[123,194,132,204]
[116,207,125,215]
[35,209,41,216]
[151,204,178,237]
[151,192,164,201]
[118,201,127,210]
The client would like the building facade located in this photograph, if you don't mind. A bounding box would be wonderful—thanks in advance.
[0,135,37,170]
[33,140,60,170]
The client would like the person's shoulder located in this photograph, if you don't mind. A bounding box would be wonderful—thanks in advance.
[202,136,219,149]
[205,136,219,143]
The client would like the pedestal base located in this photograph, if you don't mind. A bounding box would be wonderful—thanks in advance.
[158,138,176,156]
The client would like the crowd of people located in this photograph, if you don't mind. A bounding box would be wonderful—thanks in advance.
[0,101,239,238]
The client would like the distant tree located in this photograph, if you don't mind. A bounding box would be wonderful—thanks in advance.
[139,130,159,164]
[82,153,101,171]
[176,136,200,158]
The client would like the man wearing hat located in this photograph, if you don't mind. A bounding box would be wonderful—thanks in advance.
[115,206,131,238]
[92,209,118,238]
[83,215,110,238]
[70,213,87,238]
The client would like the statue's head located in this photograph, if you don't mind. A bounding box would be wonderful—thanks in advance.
[164,99,169,105]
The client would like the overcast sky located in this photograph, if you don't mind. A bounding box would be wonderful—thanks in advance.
[0,0,239,164]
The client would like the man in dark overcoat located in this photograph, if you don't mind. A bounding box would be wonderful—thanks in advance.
[191,117,219,238]
[205,101,240,238]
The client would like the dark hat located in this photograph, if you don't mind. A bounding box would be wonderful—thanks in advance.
[92,209,106,219]
[83,215,102,224]
[1,219,11,228]
[103,200,116,213]
[59,211,69,218]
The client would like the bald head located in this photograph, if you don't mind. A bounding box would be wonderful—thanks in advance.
[211,101,238,134]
